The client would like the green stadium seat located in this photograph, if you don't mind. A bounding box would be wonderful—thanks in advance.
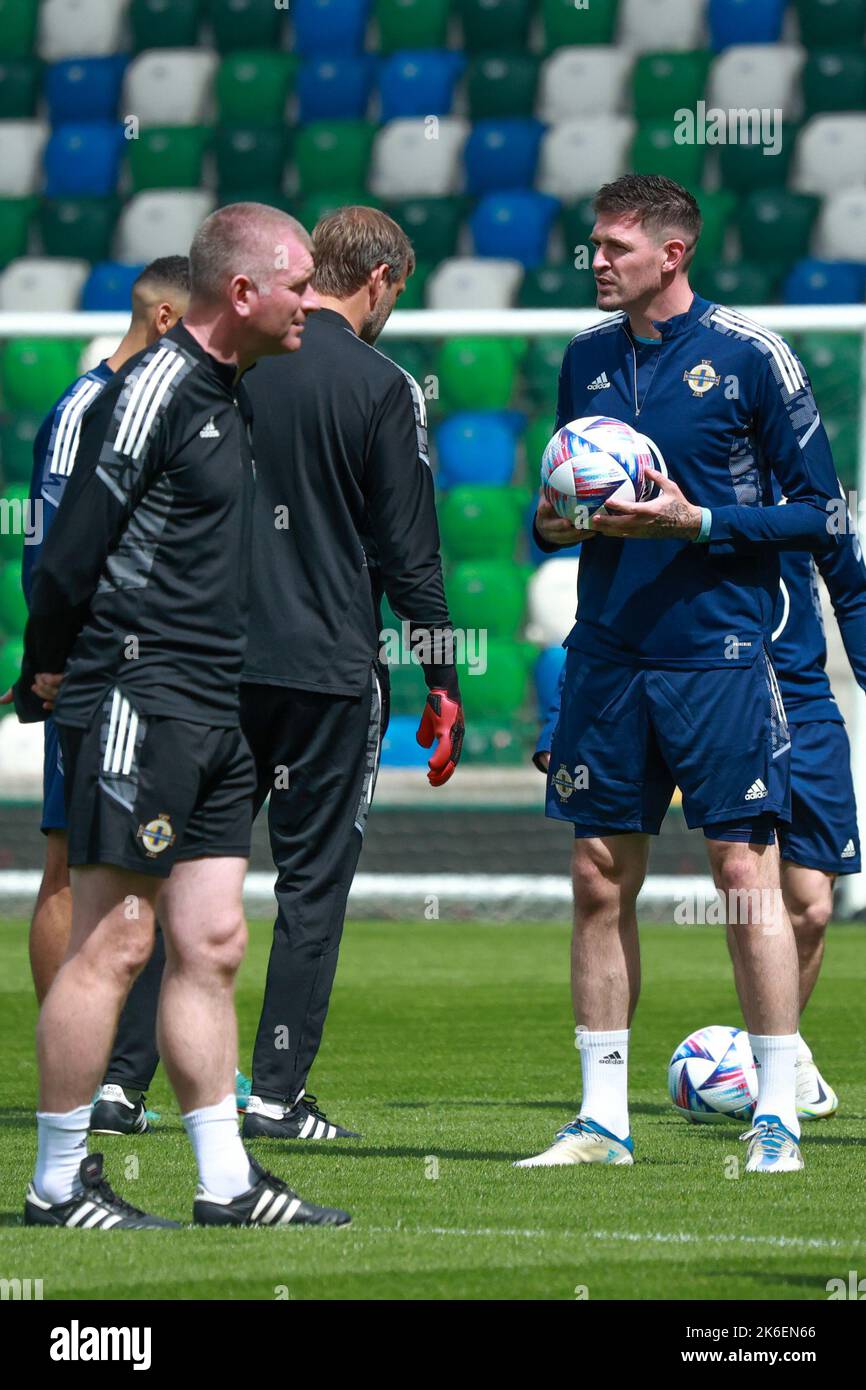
[298,188,379,231]
[375,0,450,53]
[0,562,26,639]
[560,196,597,257]
[395,260,431,309]
[295,121,375,195]
[0,413,40,484]
[38,198,119,262]
[0,0,39,60]
[436,337,516,412]
[690,191,738,273]
[524,416,556,478]
[523,337,569,410]
[131,0,203,49]
[385,197,463,264]
[541,0,618,48]
[216,52,296,124]
[518,265,598,309]
[448,561,528,640]
[631,121,704,191]
[438,486,524,563]
[796,332,861,420]
[128,127,211,192]
[0,57,39,118]
[802,50,866,116]
[695,262,778,307]
[736,190,818,269]
[466,53,539,119]
[0,637,24,710]
[214,126,289,193]
[461,716,529,765]
[795,0,866,46]
[718,125,798,194]
[459,0,532,52]
[386,659,428,716]
[0,483,27,563]
[457,637,533,719]
[633,51,712,122]
[209,0,285,51]
[0,197,35,266]
[0,338,82,413]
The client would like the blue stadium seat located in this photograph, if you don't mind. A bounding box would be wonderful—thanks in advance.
[708,0,786,50]
[380,714,430,768]
[435,411,522,488]
[379,51,466,122]
[81,261,145,311]
[45,56,128,124]
[782,258,866,305]
[470,190,559,268]
[44,123,126,198]
[534,645,566,720]
[292,0,372,54]
[464,118,545,195]
[297,56,375,121]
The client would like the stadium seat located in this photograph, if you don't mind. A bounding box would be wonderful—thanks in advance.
[618,0,705,53]
[709,45,804,113]
[436,337,517,412]
[0,196,34,264]
[697,261,779,305]
[0,255,89,311]
[0,413,41,483]
[689,190,737,271]
[539,46,632,122]
[298,188,374,228]
[708,0,786,50]
[44,123,125,199]
[124,51,218,128]
[384,196,463,263]
[426,256,523,310]
[375,0,449,52]
[214,127,288,193]
[38,0,128,62]
[393,259,430,308]
[46,57,127,125]
[736,189,818,268]
[0,482,28,562]
[470,191,559,269]
[208,0,288,51]
[217,185,292,213]
[292,0,371,55]
[379,714,431,769]
[435,413,520,487]
[131,0,203,49]
[369,118,468,198]
[459,717,528,767]
[458,639,532,720]
[718,122,798,192]
[526,557,579,648]
[438,486,523,562]
[0,0,40,60]
[793,115,866,197]
[295,121,375,193]
[795,0,866,46]
[0,58,40,119]
[466,54,540,120]
[518,264,598,308]
[0,336,81,410]
[632,51,713,121]
[458,0,531,52]
[541,0,618,48]
[116,191,216,264]
[537,118,634,201]
[128,126,211,192]
[81,261,145,311]
[379,51,466,123]
[448,561,528,640]
[534,645,567,719]
[464,119,544,195]
[38,196,119,261]
[524,415,555,483]
[0,120,48,197]
[783,258,866,305]
[815,191,866,264]
[560,195,597,256]
[297,56,375,122]
[216,53,297,124]
[631,120,704,189]
[522,336,569,410]
[803,50,866,116]
[797,331,861,420]
[0,564,27,635]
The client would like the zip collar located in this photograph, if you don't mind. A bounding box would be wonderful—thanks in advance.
[623,292,711,344]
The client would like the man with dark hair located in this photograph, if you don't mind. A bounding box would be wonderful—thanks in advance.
[518,173,842,1176]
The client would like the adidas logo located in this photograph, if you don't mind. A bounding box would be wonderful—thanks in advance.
[599,1050,624,1064]
[841,839,856,859]
[199,417,220,439]
[744,779,768,801]
[587,371,611,391]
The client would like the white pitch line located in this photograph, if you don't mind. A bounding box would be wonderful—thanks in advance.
[364,1226,863,1252]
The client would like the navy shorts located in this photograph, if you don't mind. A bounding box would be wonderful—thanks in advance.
[41,716,67,835]
[777,720,860,875]
[546,647,791,836]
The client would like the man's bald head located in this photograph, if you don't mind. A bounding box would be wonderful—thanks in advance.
[190,203,312,305]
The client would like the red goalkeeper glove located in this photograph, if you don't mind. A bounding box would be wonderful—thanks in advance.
[416,688,465,787]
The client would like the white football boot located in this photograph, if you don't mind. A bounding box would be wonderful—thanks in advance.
[795,1056,838,1120]
[514,1116,634,1168]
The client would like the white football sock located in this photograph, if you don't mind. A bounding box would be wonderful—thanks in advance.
[796,1033,813,1064]
[577,1028,630,1139]
[34,1104,92,1204]
[182,1094,254,1198]
[749,1033,800,1137]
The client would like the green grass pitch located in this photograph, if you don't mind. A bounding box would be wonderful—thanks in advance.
[1,917,865,1301]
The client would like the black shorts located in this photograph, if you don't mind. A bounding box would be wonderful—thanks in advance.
[58,688,256,879]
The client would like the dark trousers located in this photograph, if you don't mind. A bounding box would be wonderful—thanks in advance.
[102,665,388,1103]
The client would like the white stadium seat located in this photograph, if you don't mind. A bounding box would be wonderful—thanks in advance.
[709,45,805,115]
[0,719,44,786]
[536,118,634,201]
[815,189,866,263]
[80,335,124,374]
[39,0,129,62]
[618,0,706,53]
[368,118,469,199]
[0,121,48,197]
[0,257,90,312]
[123,50,218,128]
[116,191,216,264]
[526,557,580,649]
[425,257,523,310]
[793,115,866,197]
[538,47,633,123]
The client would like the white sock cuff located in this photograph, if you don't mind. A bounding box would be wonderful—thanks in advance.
[575,1028,629,1049]
[748,1033,799,1051]
[36,1104,92,1129]
[182,1094,237,1130]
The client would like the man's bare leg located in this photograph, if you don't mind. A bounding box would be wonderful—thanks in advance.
[781,862,834,1011]
[29,831,72,1005]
